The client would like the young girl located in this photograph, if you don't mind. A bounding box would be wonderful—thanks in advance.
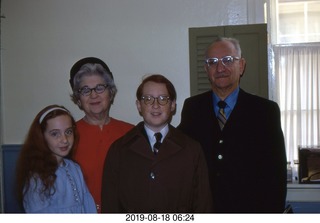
[15,105,97,213]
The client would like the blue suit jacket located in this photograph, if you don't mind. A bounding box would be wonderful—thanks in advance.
[178,89,287,213]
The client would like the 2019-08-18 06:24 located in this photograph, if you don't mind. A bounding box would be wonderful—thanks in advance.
[125,214,195,222]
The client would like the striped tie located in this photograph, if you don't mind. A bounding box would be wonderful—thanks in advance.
[217,101,227,130]
[153,132,162,155]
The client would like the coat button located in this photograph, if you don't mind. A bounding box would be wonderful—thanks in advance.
[219,139,223,144]
[150,172,155,179]
[218,154,223,160]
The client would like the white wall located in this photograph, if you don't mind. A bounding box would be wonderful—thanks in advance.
[1,0,265,144]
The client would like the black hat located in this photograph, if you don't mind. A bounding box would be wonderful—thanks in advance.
[69,57,113,89]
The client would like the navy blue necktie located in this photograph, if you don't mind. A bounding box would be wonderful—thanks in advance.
[217,101,227,130]
[153,132,162,155]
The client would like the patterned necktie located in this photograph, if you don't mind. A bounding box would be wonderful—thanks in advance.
[153,132,162,155]
[217,101,227,130]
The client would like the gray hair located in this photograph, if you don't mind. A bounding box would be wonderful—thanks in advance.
[70,63,117,109]
[205,37,242,58]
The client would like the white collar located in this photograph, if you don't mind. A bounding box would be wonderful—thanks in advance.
[144,124,169,144]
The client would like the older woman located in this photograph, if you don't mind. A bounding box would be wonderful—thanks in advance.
[69,57,134,212]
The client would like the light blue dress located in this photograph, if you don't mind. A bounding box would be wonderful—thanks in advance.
[23,159,97,213]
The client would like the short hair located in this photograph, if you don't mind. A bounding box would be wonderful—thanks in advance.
[69,57,113,89]
[205,37,242,58]
[136,74,177,101]
[70,63,117,108]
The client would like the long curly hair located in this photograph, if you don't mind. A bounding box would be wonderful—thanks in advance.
[15,105,79,210]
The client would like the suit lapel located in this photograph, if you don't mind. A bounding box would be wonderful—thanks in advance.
[127,124,184,162]
[201,91,220,132]
[156,126,183,162]
[127,122,155,160]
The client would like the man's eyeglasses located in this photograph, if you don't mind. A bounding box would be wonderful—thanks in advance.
[205,56,240,68]
[141,95,170,106]
[78,84,108,96]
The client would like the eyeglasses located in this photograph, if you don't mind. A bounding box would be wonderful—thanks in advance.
[205,56,240,68]
[141,95,170,106]
[78,84,108,96]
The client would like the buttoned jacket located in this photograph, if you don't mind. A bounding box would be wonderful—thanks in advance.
[178,89,287,213]
[101,122,213,213]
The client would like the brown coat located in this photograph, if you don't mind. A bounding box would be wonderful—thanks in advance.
[101,122,213,213]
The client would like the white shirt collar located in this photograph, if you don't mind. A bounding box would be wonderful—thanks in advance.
[144,124,169,146]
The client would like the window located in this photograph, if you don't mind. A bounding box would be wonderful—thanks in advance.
[277,0,320,44]
[268,0,320,165]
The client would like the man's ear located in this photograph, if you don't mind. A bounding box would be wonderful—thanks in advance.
[240,58,246,77]
[204,64,209,74]
[136,100,142,114]
[171,100,177,113]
